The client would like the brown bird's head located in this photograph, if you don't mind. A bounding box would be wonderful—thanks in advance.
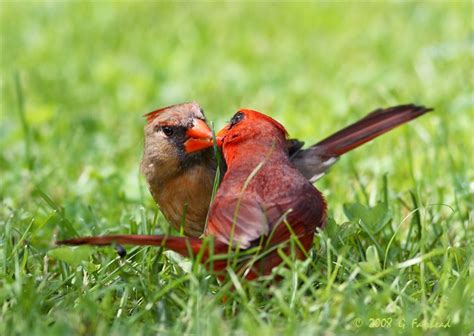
[140,102,214,183]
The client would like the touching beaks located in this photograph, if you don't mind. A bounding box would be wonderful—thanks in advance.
[186,119,212,140]
[183,119,229,153]
[216,126,228,144]
[184,119,215,153]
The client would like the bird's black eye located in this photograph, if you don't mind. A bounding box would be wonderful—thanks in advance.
[161,126,174,137]
[230,111,244,127]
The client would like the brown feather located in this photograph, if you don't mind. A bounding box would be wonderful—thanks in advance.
[58,109,327,280]
[144,103,182,124]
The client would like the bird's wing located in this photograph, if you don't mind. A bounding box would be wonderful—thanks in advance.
[207,182,325,250]
[290,104,432,182]
[290,147,338,183]
[207,193,269,249]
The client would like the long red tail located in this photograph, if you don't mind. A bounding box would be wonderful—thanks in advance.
[291,104,432,181]
[57,234,227,259]
[315,104,432,155]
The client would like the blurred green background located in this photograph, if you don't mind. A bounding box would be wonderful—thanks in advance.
[1,2,473,335]
[2,2,472,223]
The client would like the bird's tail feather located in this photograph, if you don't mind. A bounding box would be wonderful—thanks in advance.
[315,104,432,156]
[291,104,432,181]
[57,234,227,259]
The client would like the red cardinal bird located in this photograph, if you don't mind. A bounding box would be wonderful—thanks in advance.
[140,103,431,237]
[58,110,326,280]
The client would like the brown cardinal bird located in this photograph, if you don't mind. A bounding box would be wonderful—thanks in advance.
[140,102,217,236]
[58,110,326,280]
[140,102,431,237]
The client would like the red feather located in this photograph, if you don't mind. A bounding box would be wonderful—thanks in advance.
[239,109,289,137]
[58,110,327,280]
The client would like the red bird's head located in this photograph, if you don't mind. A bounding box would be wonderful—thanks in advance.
[213,109,289,166]
[216,109,288,146]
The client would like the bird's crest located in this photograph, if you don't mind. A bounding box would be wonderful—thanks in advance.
[144,104,179,124]
[239,109,289,137]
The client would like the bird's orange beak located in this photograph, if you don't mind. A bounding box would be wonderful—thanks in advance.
[215,126,228,145]
[184,119,214,153]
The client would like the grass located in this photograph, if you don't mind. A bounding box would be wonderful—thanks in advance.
[1,2,473,335]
